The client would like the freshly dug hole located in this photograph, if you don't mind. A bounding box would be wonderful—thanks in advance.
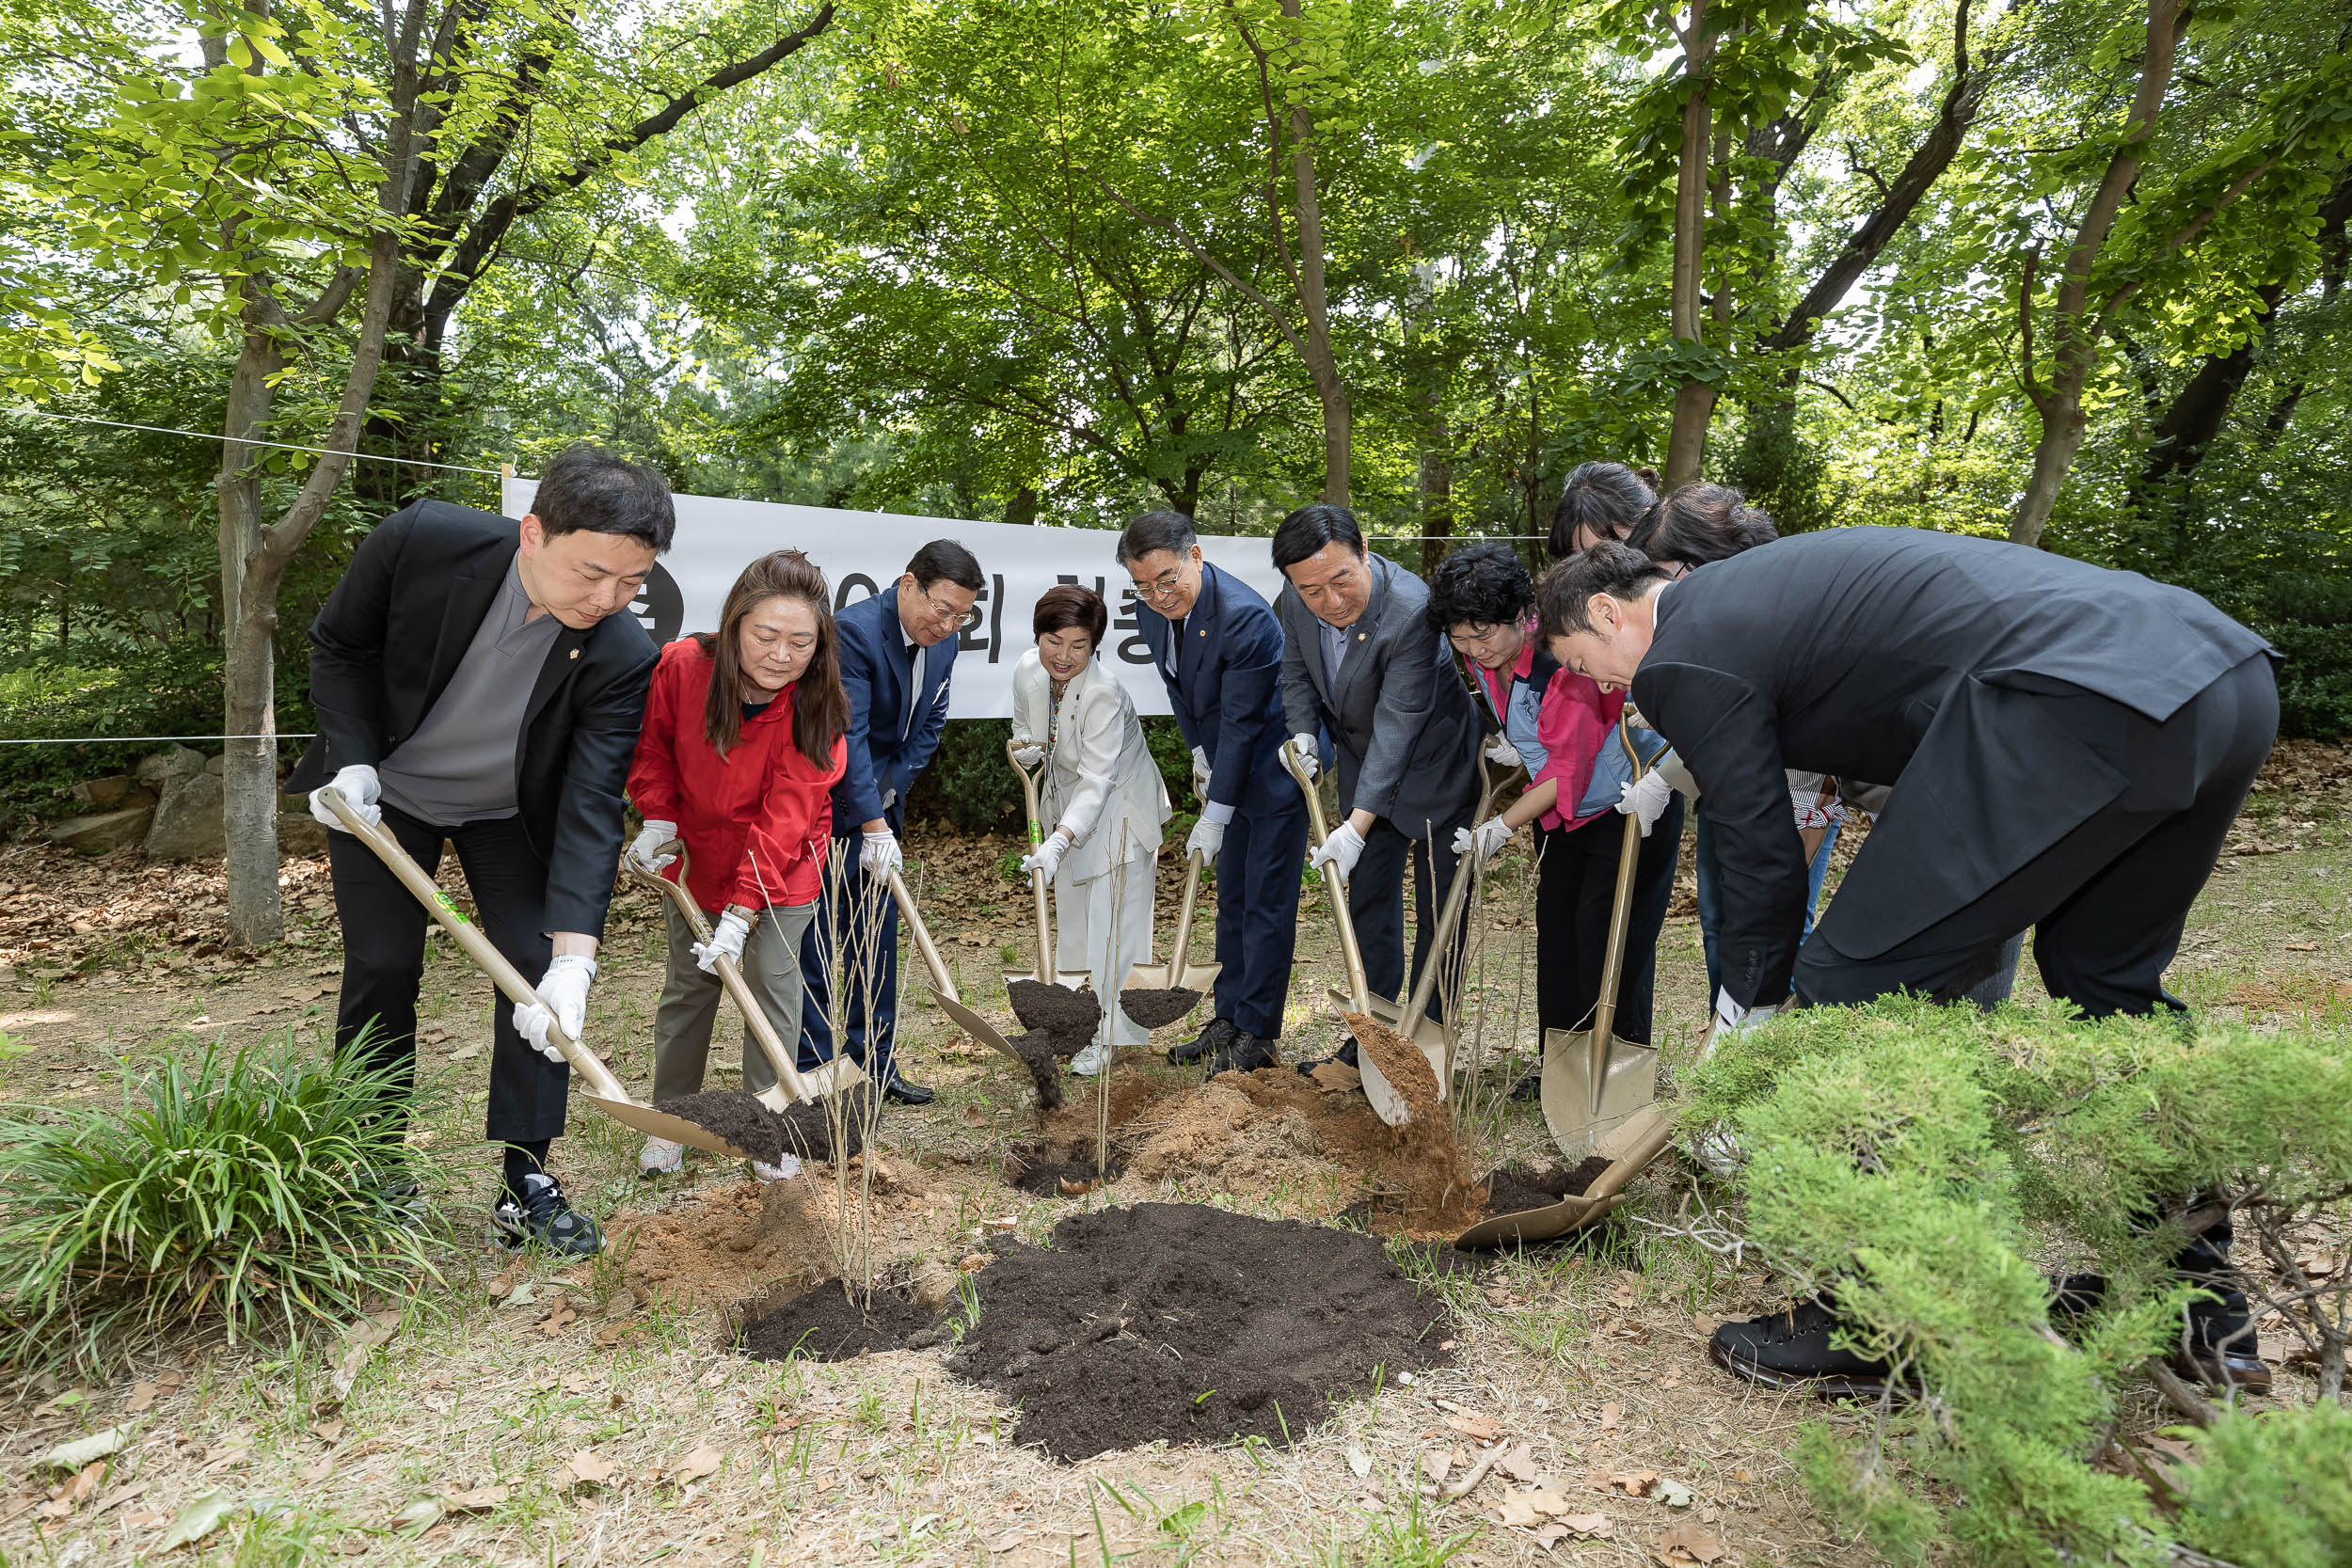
[1006,1138,1124,1196]
[1009,979,1102,1039]
[735,1279,939,1361]
[949,1202,1458,1460]
[1117,987,1202,1030]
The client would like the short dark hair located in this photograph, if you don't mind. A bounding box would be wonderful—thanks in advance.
[1116,510,1198,566]
[1271,503,1365,572]
[1549,462,1658,560]
[1033,583,1108,645]
[1425,542,1534,637]
[906,539,984,594]
[532,446,675,551]
[1638,483,1777,567]
[1535,541,1671,640]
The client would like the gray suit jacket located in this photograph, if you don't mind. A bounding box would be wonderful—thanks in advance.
[1277,552,1481,835]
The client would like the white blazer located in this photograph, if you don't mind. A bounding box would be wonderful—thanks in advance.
[1011,649,1168,881]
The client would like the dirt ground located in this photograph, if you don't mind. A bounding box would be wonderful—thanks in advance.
[1,739,2346,1566]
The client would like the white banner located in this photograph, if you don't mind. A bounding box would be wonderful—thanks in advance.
[501,481,1289,719]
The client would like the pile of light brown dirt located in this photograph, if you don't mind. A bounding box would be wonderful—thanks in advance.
[735,1279,939,1361]
[949,1203,1459,1460]
[1117,986,1202,1030]
[612,1180,838,1312]
[1342,1009,1444,1125]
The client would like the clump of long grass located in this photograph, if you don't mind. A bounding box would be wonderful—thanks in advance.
[0,1032,437,1372]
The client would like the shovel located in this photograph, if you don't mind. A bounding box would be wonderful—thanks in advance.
[1120,848,1219,1001]
[884,865,1031,1069]
[1537,713,1662,1164]
[1279,736,1415,1129]
[626,845,865,1108]
[1005,739,1093,990]
[315,787,755,1161]
[1450,1101,1677,1250]
[1330,754,1524,1097]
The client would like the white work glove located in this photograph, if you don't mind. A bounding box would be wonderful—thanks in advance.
[692,908,753,974]
[1010,741,1044,768]
[1186,816,1226,866]
[1713,987,1778,1040]
[1190,745,1212,800]
[1020,832,1069,881]
[1289,733,1320,780]
[860,830,903,876]
[310,764,381,832]
[514,954,596,1063]
[1616,770,1673,836]
[1452,816,1514,867]
[1309,820,1364,884]
[1484,734,1519,768]
[627,820,677,876]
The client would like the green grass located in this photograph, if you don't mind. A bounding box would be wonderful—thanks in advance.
[0,1031,439,1372]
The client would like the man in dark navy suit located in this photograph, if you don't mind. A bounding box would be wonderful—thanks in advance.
[796,540,983,1104]
[1119,511,1308,1074]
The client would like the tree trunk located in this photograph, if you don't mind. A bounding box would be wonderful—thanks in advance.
[218,305,291,948]
[2129,282,2284,514]
[1420,426,1454,576]
[2010,395,2090,553]
[1280,0,1349,505]
[1662,0,1714,490]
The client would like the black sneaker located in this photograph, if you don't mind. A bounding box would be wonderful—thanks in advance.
[1708,1296,1896,1398]
[492,1173,603,1258]
[1206,1033,1279,1075]
[1294,1036,1359,1078]
[1169,1017,1236,1067]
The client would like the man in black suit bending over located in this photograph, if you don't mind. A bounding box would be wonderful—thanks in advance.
[290,447,674,1257]
[1542,530,2279,1391]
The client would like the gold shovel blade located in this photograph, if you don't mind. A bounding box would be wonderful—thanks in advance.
[580,1095,754,1161]
[1120,959,1222,992]
[1451,1193,1628,1250]
[935,993,1031,1070]
[1327,986,1451,1105]
[1352,1032,1413,1128]
[1004,969,1095,991]
[1537,1026,1661,1164]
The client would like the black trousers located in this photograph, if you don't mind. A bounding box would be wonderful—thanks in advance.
[327,807,569,1145]
[1349,799,1476,1022]
[1534,798,1685,1043]
[1796,656,2278,1018]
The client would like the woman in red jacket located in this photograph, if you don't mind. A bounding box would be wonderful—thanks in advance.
[625,550,849,1177]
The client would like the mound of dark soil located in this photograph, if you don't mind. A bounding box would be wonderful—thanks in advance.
[950,1202,1456,1461]
[660,1085,873,1166]
[1481,1155,1613,1216]
[1009,979,1103,1040]
[773,1085,873,1164]
[735,1279,938,1361]
[1006,1138,1124,1196]
[1118,987,1202,1030]
[1009,1034,1068,1110]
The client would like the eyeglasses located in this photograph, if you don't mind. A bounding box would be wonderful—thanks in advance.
[920,592,977,629]
[1133,568,1187,603]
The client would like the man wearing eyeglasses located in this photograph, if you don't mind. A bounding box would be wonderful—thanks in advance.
[797,540,984,1105]
[1118,510,1307,1075]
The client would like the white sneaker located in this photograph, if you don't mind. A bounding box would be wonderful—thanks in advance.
[751,1154,803,1183]
[637,1136,686,1177]
[1070,1039,1113,1076]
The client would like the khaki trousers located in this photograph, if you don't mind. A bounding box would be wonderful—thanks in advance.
[651,898,817,1103]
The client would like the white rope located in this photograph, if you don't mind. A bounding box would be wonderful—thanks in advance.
[10,410,507,476]
[0,733,317,745]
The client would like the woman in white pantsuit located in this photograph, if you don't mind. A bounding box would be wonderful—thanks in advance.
[1012,585,1170,1075]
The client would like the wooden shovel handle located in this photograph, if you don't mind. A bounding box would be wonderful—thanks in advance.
[1590,711,1656,1045]
[1166,849,1205,974]
[885,866,960,1003]
[1281,737,1370,1013]
[317,787,629,1102]
[1396,754,1527,1040]
[626,846,818,1103]
[1006,739,1055,983]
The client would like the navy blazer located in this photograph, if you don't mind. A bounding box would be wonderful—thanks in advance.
[1135,562,1286,815]
[833,588,956,828]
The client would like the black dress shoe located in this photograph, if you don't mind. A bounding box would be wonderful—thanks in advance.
[2169,1345,2273,1396]
[881,1071,935,1106]
[1206,1033,1279,1075]
[1169,1017,1236,1067]
[1708,1296,1897,1398]
[1294,1036,1360,1078]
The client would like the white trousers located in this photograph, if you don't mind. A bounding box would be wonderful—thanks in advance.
[1053,850,1158,1048]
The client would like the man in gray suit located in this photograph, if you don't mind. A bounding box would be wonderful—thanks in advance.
[1274,505,1482,1071]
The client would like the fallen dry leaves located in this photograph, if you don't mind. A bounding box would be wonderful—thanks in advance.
[1658,1519,1730,1563]
[562,1449,618,1489]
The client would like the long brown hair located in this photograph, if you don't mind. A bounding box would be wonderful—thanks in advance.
[693,551,849,765]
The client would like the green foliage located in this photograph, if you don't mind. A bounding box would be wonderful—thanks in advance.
[1684,998,2352,1566]
[2178,1402,2352,1568]
[905,714,1197,835]
[2254,573,2352,739]
[0,1034,436,1373]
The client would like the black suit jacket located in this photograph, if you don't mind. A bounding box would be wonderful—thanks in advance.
[1632,526,2274,1006]
[287,500,658,937]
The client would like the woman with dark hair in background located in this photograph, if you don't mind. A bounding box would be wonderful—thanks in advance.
[1549,461,1661,558]
[1429,543,1682,1097]
[1012,585,1170,1075]
[626,550,849,1180]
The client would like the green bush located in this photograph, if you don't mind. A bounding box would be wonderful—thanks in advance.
[905,714,1198,834]
[0,1035,435,1372]
[2178,1402,2352,1568]
[1682,999,2352,1567]
[2253,572,2352,740]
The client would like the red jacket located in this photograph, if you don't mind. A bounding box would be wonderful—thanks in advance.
[627,639,847,913]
